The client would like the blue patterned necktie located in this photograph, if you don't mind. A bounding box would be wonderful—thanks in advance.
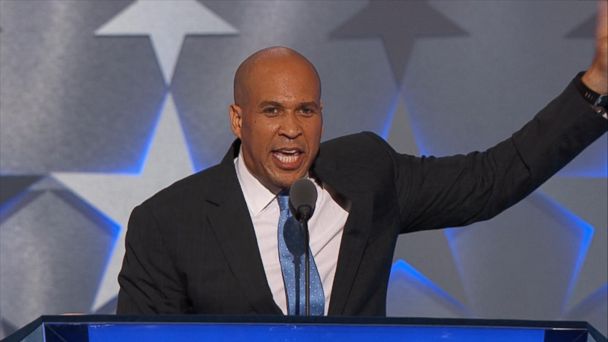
[277,194,325,315]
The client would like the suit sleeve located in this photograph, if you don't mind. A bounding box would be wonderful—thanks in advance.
[388,75,607,232]
[116,203,190,314]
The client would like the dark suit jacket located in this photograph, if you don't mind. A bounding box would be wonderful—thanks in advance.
[117,77,606,316]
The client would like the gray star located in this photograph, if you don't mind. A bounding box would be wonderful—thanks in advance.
[330,0,467,84]
[387,259,469,318]
[387,96,468,308]
[392,230,469,312]
[540,178,607,315]
[565,14,595,38]
[1,190,114,331]
[96,0,238,85]
[0,175,41,206]
[386,96,419,156]
[446,194,598,318]
[378,18,467,307]
[0,176,42,222]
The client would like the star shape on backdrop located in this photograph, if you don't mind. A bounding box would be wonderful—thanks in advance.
[96,0,238,85]
[0,176,70,227]
[54,94,195,311]
[540,178,607,316]
[0,175,43,207]
[0,176,49,227]
[0,178,41,227]
[330,1,470,309]
[386,97,469,308]
[330,0,467,85]
[381,2,605,320]
[565,14,595,38]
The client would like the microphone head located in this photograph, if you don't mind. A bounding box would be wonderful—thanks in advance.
[289,178,318,222]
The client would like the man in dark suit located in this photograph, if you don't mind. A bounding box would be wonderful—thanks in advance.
[117,6,607,315]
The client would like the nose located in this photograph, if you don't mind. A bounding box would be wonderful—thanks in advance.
[279,111,302,139]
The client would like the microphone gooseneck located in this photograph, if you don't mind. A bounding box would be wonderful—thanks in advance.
[288,178,318,316]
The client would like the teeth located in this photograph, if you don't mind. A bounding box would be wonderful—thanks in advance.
[275,152,300,163]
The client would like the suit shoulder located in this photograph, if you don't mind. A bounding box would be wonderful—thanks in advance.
[314,132,402,192]
[322,131,392,150]
[320,131,396,162]
[139,162,229,209]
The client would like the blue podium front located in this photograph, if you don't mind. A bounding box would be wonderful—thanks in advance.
[6,316,606,342]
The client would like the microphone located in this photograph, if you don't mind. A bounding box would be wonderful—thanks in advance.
[288,178,317,222]
[288,178,317,316]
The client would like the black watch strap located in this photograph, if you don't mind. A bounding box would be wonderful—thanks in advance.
[575,72,608,109]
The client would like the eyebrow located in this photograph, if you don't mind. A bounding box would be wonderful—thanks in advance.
[258,101,283,108]
[257,101,320,108]
[297,101,320,109]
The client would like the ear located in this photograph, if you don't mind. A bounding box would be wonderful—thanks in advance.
[319,101,324,135]
[229,104,243,139]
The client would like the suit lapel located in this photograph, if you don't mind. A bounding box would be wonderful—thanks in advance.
[204,144,281,315]
[313,155,374,315]
[327,193,373,315]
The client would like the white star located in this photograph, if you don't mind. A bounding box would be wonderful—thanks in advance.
[96,0,238,85]
[53,94,195,311]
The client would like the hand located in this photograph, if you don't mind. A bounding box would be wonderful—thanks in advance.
[582,1,608,94]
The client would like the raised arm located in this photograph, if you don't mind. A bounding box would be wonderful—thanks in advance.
[582,1,607,95]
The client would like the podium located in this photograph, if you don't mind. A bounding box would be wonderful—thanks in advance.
[4,315,607,342]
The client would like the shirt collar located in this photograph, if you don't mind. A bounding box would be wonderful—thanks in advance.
[235,148,278,217]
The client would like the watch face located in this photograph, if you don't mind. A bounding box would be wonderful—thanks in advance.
[597,95,608,109]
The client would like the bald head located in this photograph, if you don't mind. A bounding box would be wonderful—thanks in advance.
[233,46,321,106]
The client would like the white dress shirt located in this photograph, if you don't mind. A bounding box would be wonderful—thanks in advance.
[235,152,349,315]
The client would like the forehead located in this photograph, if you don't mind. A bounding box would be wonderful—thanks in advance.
[243,57,321,103]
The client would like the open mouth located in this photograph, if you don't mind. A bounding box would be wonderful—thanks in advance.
[272,148,304,169]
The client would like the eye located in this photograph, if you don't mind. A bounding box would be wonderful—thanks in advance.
[262,106,279,116]
[299,106,317,117]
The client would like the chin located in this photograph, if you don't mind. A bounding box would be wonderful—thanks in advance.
[277,178,297,189]
[266,166,309,190]
[274,175,303,189]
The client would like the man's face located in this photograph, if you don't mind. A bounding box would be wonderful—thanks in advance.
[230,57,323,192]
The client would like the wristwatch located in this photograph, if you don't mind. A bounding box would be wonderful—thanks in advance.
[575,72,608,119]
